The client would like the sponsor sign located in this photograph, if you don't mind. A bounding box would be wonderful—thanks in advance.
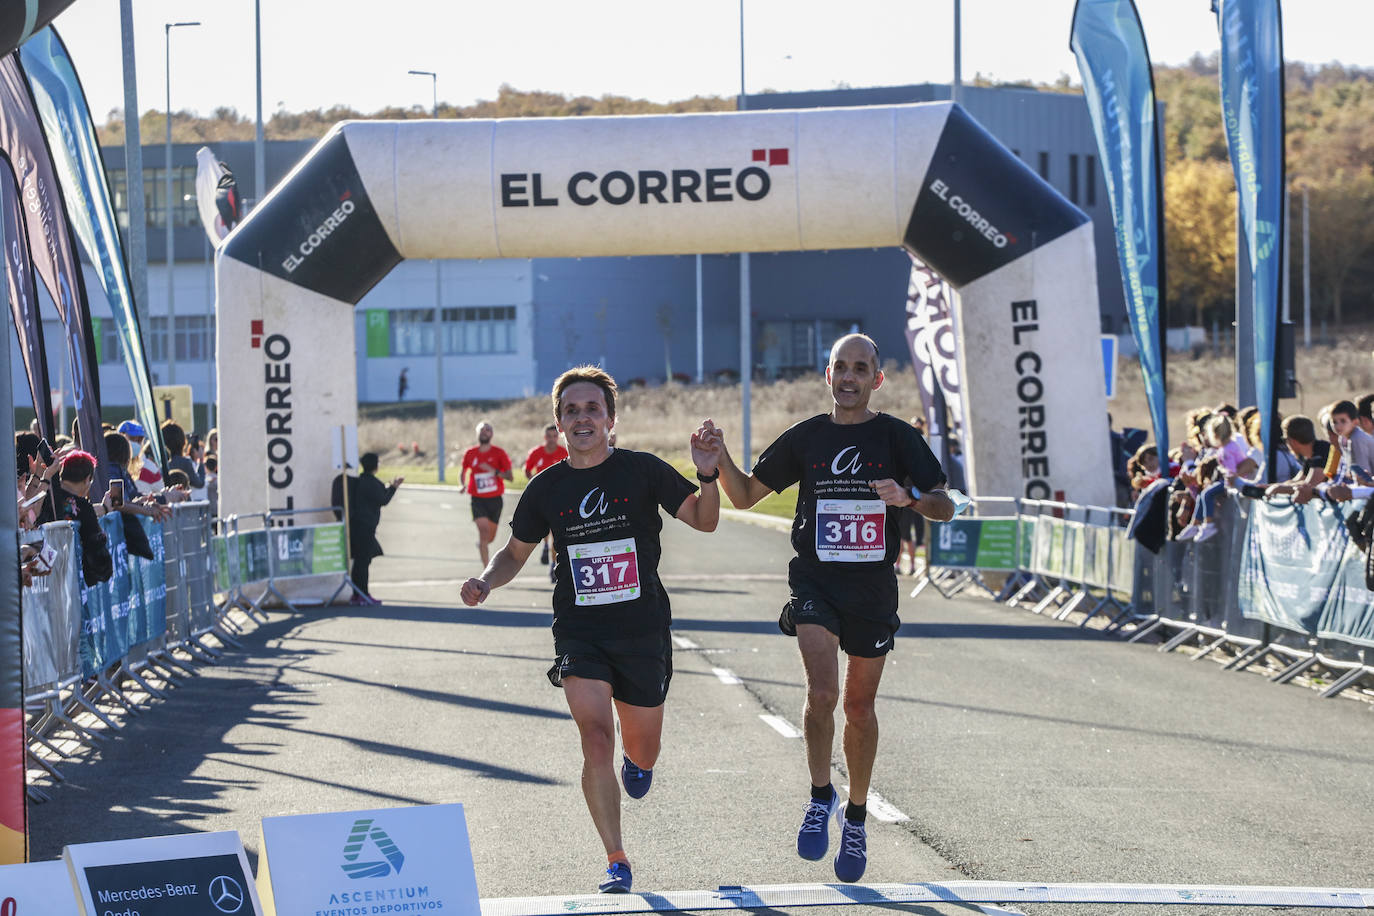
[0,860,79,914]
[64,831,261,916]
[928,518,1019,571]
[223,131,400,304]
[152,385,194,431]
[903,106,1087,288]
[256,805,479,916]
[268,524,347,579]
[1071,0,1169,454]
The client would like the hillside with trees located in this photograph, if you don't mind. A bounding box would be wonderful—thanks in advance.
[97,65,1374,329]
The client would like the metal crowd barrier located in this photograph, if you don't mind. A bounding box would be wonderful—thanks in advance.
[21,502,262,799]
[217,506,358,616]
[916,488,1374,700]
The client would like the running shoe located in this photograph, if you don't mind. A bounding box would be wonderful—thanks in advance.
[598,861,632,894]
[1176,523,1200,542]
[796,788,841,860]
[348,594,368,606]
[621,755,653,799]
[1193,521,1219,543]
[833,818,868,882]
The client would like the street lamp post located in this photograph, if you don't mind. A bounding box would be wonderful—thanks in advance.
[408,69,446,481]
[164,20,199,384]
[738,0,752,470]
[254,0,266,207]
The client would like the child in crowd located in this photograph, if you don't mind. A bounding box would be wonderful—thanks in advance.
[1127,445,1160,503]
[1178,416,1257,542]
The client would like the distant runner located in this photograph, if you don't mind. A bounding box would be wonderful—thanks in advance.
[709,333,953,883]
[460,421,513,566]
[461,366,720,895]
[524,423,570,578]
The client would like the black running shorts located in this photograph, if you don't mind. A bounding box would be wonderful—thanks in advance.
[547,630,673,707]
[780,558,899,659]
[470,495,503,523]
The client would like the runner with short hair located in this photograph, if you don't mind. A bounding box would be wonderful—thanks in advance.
[461,365,720,895]
[460,421,513,566]
[708,333,953,883]
[525,423,570,577]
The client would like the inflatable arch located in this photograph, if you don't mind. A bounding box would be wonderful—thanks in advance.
[217,102,1113,522]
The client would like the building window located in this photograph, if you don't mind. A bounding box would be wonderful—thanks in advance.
[107,166,201,229]
[1086,155,1097,207]
[443,305,517,354]
[390,308,436,356]
[146,315,216,362]
[759,318,858,377]
[389,305,517,356]
[1068,154,1080,204]
[1038,152,1050,182]
[96,317,123,364]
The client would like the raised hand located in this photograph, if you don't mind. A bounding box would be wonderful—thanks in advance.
[691,419,723,475]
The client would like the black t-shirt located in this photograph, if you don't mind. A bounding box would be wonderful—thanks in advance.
[753,412,946,573]
[510,449,697,638]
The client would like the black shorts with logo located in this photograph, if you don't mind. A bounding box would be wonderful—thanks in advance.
[779,558,899,659]
[471,495,503,523]
[547,630,673,708]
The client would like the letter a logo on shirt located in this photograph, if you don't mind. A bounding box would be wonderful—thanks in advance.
[831,446,863,476]
[580,487,610,519]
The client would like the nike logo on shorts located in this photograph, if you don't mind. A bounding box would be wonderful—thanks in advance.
[874,637,890,649]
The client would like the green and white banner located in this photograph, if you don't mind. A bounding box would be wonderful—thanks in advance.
[929,518,1019,571]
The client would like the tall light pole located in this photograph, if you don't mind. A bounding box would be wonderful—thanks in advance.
[119,1,150,337]
[952,0,963,105]
[164,20,199,384]
[254,0,265,206]
[408,69,446,481]
[738,0,752,470]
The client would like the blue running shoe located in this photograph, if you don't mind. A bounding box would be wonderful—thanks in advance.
[796,788,841,860]
[621,755,653,799]
[833,818,868,882]
[599,861,633,894]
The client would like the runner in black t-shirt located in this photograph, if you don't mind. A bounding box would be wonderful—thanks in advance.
[710,333,954,884]
[460,365,720,895]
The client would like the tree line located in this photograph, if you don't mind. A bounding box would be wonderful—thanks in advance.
[97,65,1374,328]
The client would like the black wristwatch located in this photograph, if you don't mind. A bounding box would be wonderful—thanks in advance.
[697,467,721,483]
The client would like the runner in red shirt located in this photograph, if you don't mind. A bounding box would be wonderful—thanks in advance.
[460,421,513,566]
[524,424,569,571]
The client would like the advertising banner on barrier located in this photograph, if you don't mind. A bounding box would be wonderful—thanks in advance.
[267,523,346,578]
[237,530,271,584]
[22,522,81,688]
[78,515,167,678]
[1238,499,1347,635]
[929,518,1018,570]
[213,536,232,593]
[66,831,263,916]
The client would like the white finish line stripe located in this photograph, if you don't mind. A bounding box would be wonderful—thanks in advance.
[840,784,908,823]
[712,667,742,685]
[480,882,1374,916]
[671,635,699,650]
[758,714,802,738]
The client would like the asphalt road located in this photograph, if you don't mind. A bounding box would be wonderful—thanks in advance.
[27,485,1374,915]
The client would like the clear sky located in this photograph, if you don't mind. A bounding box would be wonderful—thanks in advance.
[53,0,1374,123]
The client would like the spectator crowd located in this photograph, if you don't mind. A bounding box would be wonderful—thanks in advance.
[14,417,219,589]
[1122,393,1374,552]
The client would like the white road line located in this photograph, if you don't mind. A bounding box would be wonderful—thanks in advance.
[439,502,453,510]
[758,714,802,738]
[671,634,699,650]
[841,784,910,823]
[978,906,1027,916]
[711,667,742,685]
